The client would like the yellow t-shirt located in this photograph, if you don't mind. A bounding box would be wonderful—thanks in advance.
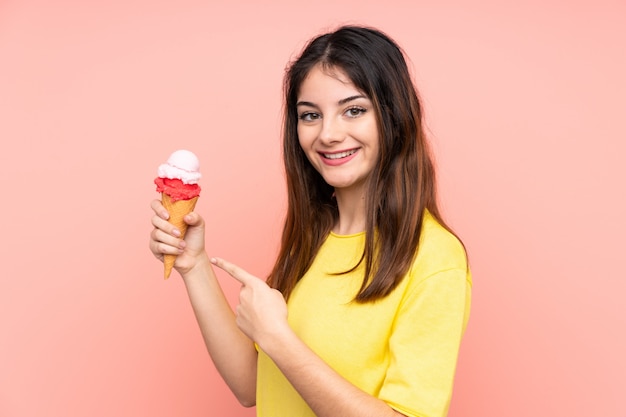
[256,212,472,417]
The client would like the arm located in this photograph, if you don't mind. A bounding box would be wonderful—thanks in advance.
[211,257,407,417]
[262,323,406,417]
[149,201,257,406]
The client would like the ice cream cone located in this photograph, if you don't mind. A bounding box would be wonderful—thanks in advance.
[161,194,198,279]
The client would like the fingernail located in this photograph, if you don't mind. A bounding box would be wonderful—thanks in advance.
[172,229,181,237]
[161,211,170,220]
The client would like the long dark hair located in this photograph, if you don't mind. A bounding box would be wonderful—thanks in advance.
[268,25,462,302]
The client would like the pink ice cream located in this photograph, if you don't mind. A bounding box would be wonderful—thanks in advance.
[154,150,201,202]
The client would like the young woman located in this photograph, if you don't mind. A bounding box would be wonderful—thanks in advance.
[149,25,471,417]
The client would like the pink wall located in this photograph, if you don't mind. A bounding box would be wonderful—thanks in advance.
[1,1,624,416]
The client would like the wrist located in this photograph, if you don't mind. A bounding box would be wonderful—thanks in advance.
[257,322,296,357]
[180,252,211,280]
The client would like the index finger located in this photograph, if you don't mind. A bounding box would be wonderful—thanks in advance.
[210,257,257,286]
[150,199,169,220]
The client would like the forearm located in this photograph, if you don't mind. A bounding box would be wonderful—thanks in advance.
[182,254,258,406]
[260,329,404,417]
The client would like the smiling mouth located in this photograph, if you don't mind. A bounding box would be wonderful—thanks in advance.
[322,149,357,160]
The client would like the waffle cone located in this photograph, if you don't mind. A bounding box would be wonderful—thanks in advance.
[161,194,198,279]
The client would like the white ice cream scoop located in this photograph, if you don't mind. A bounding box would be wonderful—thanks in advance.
[157,149,202,184]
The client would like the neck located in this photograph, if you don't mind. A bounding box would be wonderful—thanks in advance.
[332,186,367,235]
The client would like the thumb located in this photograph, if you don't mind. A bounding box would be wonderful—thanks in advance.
[210,257,257,286]
[184,211,204,227]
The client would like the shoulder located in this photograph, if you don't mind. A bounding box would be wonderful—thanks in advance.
[410,211,469,283]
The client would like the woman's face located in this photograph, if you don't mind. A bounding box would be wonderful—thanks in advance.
[296,64,380,195]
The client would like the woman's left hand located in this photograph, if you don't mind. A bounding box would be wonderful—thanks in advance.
[210,257,290,348]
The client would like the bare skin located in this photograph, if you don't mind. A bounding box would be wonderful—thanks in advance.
[149,202,257,405]
[149,200,405,416]
[149,65,408,416]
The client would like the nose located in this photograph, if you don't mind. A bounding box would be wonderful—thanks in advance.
[319,116,344,145]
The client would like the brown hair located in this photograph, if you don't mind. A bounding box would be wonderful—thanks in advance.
[267,25,462,302]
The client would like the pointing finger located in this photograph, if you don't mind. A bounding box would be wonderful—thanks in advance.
[210,257,257,286]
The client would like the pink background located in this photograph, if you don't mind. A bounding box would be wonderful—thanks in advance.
[1,1,624,416]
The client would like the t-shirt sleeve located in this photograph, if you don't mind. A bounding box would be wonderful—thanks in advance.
[379,267,471,417]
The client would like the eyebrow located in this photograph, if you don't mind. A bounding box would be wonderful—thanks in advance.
[296,94,368,107]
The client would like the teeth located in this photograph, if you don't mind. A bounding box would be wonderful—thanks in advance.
[324,149,357,160]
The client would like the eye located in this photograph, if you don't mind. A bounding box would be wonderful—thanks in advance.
[345,106,367,118]
[299,112,321,122]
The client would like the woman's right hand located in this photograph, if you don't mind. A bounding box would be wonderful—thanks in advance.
[149,199,207,276]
